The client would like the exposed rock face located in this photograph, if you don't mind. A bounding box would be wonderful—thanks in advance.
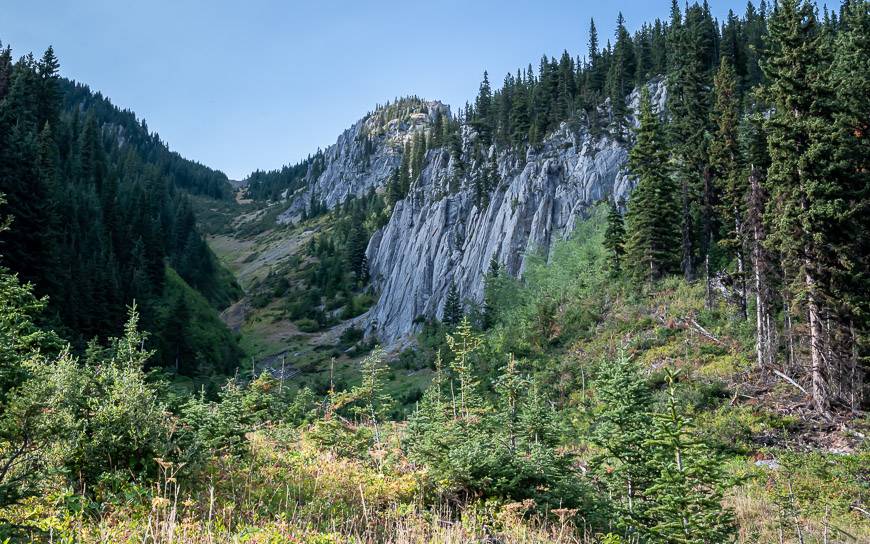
[274,81,666,345]
[365,79,666,344]
[278,99,449,222]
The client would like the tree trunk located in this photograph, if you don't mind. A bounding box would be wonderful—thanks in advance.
[681,176,695,281]
[849,320,861,412]
[783,287,796,373]
[805,265,829,415]
[749,168,772,369]
[735,210,748,320]
[703,167,714,309]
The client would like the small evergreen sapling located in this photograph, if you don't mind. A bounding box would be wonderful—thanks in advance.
[591,349,654,535]
[643,369,736,543]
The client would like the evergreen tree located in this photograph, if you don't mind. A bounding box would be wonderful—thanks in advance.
[667,3,715,282]
[587,18,605,94]
[643,370,736,543]
[406,351,451,462]
[442,280,464,327]
[162,293,193,374]
[828,0,869,410]
[762,0,862,414]
[472,71,494,144]
[510,82,531,145]
[624,88,680,283]
[0,44,12,101]
[35,46,61,133]
[591,350,654,535]
[430,109,443,148]
[386,168,403,206]
[603,200,626,274]
[606,13,638,141]
[482,257,500,330]
[445,317,483,418]
[710,57,747,317]
[349,348,392,443]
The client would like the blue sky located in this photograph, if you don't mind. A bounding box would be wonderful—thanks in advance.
[4,1,748,180]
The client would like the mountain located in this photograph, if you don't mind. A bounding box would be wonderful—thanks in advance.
[246,81,666,345]
[277,98,451,222]
[3,2,868,541]
[367,80,667,343]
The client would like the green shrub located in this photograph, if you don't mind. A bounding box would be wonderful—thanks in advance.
[296,318,321,333]
[38,310,171,496]
[339,326,364,346]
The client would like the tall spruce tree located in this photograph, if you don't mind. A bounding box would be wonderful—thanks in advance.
[482,257,500,330]
[762,0,862,414]
[710,57,747,317]
[828,0,869,410]
[624,87,680,283]
[667,3,715,282]
[472,71,494,144]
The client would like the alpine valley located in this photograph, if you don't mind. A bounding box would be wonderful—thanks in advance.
[1,1,868,543]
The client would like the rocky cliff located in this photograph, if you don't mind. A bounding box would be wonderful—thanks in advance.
[278,98,449,222]
[365,79,666,344]
[279,81,666,345]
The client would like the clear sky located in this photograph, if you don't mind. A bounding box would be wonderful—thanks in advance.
[4,1,748,180]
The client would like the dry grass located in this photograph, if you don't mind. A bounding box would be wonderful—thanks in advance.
[4,424,867,543]
[4,430,596,544]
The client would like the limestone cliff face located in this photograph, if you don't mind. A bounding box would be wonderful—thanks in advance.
[277,81,666,345]
[365,79,666,344]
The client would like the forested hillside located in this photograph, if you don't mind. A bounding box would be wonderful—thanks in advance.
[0,42,241,376]
[1,0,868,542]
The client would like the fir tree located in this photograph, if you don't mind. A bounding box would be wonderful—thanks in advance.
[349,348,392,443]
[762,0,861,414]
[667,3,715,282]
[442,280,464,327]
[603,200,626,274]
[710,57,747,317]
[643,369,736,543]
[445,316,483,418]
[406,351,451,462]
[591,350,654,534]
[606,13,637,141]
[828,0,869,410]
[472,71,494,144]
[510,83,531,145]
[587,18,605,94]
[624,87,680,283]
[386,168,403,206]
[482,257,500,330]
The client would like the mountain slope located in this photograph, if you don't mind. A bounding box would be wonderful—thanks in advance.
[236,81,665,346]
[0,43,241,376]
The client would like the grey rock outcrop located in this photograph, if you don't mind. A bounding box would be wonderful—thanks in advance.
[278,99,449,222]
[365,79,666,344]
[269,80,666,345]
